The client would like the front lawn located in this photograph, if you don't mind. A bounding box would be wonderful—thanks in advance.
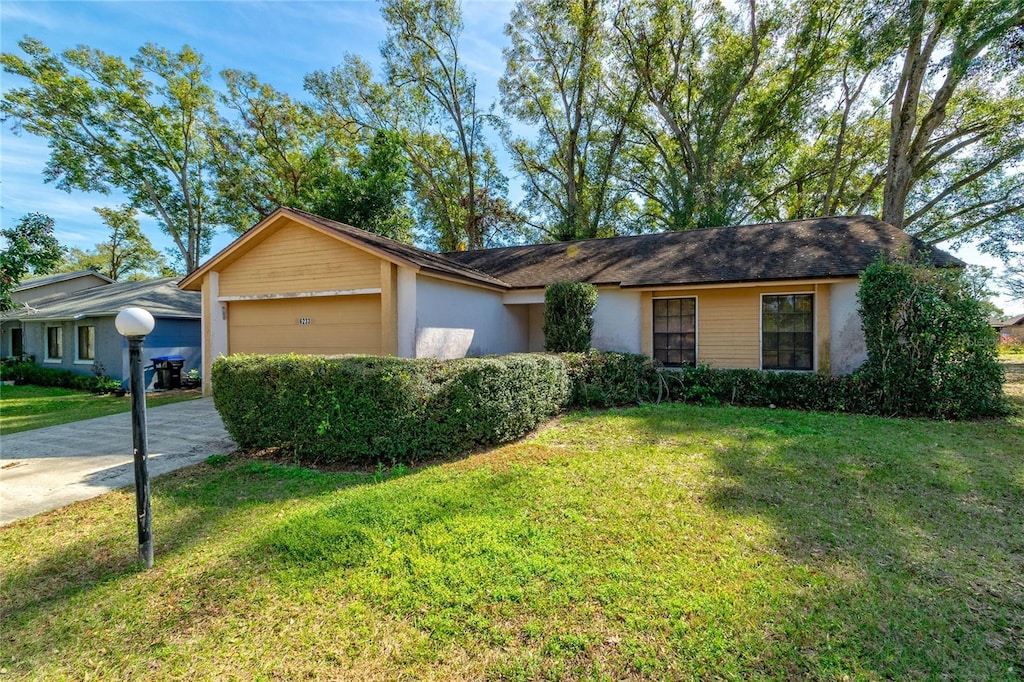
[2,401,1021,679]
[0,384,201,434]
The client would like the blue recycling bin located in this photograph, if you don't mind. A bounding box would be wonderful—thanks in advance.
[152,354,185,390]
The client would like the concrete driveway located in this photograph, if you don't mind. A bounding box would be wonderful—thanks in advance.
[0,397,236,525]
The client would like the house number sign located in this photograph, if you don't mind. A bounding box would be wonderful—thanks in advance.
[299,317,311,325]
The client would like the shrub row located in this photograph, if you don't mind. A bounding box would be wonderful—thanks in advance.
[564,351,1008,419]
[0,361,121,393]
[212,353,569,463]
[213,347,1008,466]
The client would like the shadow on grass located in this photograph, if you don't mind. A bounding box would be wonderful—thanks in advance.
[633,404,1024,678]
[0,458,379,623]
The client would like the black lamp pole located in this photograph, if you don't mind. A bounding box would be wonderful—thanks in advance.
[127,334,153,568]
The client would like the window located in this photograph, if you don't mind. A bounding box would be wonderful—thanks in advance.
[653,297,696,367]
[46,326,63,361]
[11,328,23,357]
[77,325,95,361]
[762,294,813,370]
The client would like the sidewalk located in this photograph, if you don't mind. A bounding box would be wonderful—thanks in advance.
[0,397,236,525]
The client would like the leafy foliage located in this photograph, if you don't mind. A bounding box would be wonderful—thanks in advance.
[857,257,1006,418]
[0,361,121,393]
[59,205,166,280]
[0,212,63,310]
[561,350,659,406]
[1,39,220,272]
[543,281,598,352]
[501,0,640,241]
[305,0,517,251]
[211,353,569,463]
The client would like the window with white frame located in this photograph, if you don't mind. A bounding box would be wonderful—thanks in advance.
[762,294,813,370]
[653,297,697,367]
[46,326,63,361]
[76,325,95,361]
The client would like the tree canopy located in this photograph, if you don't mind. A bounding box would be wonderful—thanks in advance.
[2,0,1022,265]
[0,213,64,310]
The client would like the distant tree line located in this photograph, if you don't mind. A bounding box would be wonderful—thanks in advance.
[2,0,1021,274]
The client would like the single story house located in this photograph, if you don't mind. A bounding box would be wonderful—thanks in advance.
[2,270,114,359]
[1,277,202,388]
[179,208,961,395]
[994,313,1024,342]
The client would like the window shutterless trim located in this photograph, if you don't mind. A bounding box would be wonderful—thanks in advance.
[652,296,698,367]
[75,324,96,362]
[45,325,64,362]
[759,292,815,371]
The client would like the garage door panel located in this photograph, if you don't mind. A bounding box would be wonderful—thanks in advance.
[228,295,381,355]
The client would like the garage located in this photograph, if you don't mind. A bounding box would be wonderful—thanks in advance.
[228,294,381,355]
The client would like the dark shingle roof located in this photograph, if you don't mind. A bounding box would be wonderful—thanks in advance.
[1,278,200,321]
[289,209,510,288]
[444,215,962,289]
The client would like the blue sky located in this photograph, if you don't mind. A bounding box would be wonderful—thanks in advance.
[1,0,513,255]
[1,0,1019,312]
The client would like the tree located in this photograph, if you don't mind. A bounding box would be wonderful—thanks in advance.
[1,39,220,272]
[60,205,165,280]
[0,213,64,310]
[306,0,515,251]
[1000,262,1024,302]
[501,0,641,241]
[208,70,348,233]
[610,0,841,231]
[306,131,416,242]
[880,0,1024,258]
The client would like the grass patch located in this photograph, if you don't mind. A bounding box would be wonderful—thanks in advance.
[0,385,201,434]
[2,397,1022,679]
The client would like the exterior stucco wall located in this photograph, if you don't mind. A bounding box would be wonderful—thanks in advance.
[414,276,528,359]
[829,281,866,374]
[592,289,642,353]
[20,318,121,378]
[14,316,199,388]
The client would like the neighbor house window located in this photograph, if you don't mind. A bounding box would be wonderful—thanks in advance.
[653,297,696,367]
[762,294,813,370]
[77,325,95,361]
[46,326,63,361]
[11,328,23,357]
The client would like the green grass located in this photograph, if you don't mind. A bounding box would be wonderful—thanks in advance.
[0,384,201,433]
[2,399,1022,679]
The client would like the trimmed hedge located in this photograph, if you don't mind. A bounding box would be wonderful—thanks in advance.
[658,365,875,413]
[0,361,121,393]
[543,281,598,352]
[212,353,569,463]
[562,350,659,407]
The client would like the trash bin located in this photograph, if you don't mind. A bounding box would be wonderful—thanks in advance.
[152,355,185,390]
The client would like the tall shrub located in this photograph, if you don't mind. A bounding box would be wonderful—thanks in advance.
[857,257,1005,418]
[543,281,598,352]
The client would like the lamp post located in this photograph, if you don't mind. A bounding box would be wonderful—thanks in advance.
[115,307,156,569]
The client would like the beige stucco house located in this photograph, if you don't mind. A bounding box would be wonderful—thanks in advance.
[179,208,961,395]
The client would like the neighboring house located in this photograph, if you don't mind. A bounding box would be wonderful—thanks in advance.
[2,270,114,359]
[180,208,961,395]
[994,313,1024,342]
[1,278,201,388]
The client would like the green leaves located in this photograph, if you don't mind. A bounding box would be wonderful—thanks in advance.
[543,281,599,352]
[0,212,63,310]
[1,39,219,272]
[857,257,1007,418]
